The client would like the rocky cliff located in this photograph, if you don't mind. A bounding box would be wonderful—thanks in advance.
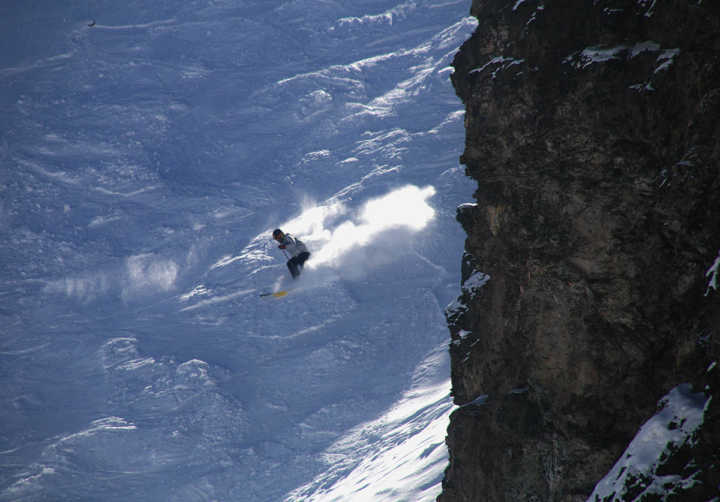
[440,1,720,501]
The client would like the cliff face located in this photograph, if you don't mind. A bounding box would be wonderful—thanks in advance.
[440,1,720,501]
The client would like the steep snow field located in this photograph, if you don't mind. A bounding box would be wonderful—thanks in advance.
[0,1,476,500]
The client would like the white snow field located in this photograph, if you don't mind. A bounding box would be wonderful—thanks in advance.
[0,1,477,500]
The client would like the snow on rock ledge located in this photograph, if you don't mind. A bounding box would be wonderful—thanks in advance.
[444,271,490,327]
[588,384,709,502]
[461,270,490,296]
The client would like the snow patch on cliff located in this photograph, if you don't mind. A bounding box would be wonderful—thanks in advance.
[588,384,708,502]
[630,41,661,58]
[706,250,720,296]
[570,46,627,68]
[462,271,490,295]
[445,271,490,324]
[654,49,680,73]
[469,56,525,79]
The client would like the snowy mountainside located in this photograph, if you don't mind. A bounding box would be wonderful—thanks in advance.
[1,1,476,501]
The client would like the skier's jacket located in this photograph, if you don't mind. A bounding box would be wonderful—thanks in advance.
[278,234,308,258]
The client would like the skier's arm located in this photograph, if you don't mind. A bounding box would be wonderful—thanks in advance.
[277,235,290,249]
[279,235,298,253]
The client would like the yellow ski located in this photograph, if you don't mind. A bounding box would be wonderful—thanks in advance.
[259,290,288,298]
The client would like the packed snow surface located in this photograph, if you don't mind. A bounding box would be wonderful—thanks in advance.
[0,1,476,501]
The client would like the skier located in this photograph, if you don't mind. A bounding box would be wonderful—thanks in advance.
[272,228,310,279]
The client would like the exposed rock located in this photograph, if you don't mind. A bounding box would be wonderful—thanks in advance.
[440,1,720,501]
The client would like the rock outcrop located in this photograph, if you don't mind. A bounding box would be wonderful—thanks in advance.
[440,1,720,501]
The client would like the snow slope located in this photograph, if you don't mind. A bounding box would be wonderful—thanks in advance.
[0,1,476,500]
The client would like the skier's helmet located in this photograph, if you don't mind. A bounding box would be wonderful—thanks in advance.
[272,228,283,239]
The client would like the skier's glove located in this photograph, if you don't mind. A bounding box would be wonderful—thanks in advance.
[278,245,286,249]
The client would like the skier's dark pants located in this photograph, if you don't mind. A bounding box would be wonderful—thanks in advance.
[287,251,310,279]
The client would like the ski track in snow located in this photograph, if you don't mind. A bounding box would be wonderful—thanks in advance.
[0,1,477,501]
